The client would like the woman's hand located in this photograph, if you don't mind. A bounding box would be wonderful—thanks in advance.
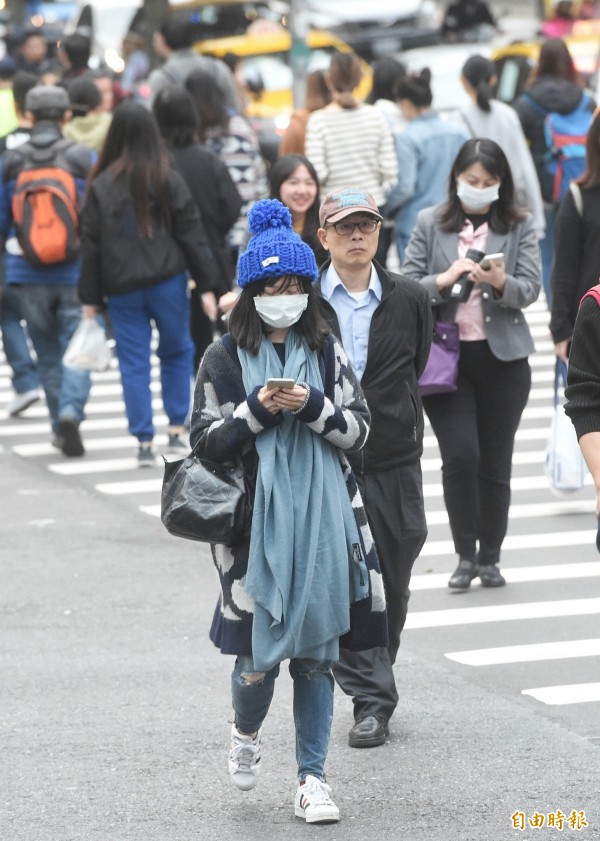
[554,339,571,361]
[272,385,308,412]
[257,385,309,414]
[436,258,478,290]
[471,260,506,294]
[201,292,218,322]
[257,386,282,414]
[81,305,99,319]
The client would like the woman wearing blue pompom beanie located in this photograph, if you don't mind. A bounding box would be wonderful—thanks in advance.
[189,199,387,823]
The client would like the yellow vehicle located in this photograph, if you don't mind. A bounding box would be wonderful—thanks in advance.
[195,28,373,121]
[492,32,600,104]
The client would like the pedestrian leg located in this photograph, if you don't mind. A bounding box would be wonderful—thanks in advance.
[106,289,154,442]
[146,274,194,429]
[0,284,40,397]
[289,658,334,781]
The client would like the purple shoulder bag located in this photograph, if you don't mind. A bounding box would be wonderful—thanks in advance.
[418,321,460,396]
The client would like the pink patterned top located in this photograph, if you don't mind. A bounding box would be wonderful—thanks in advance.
[455,219,488,341]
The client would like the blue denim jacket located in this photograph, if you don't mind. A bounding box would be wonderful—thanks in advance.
[387,112,468,241]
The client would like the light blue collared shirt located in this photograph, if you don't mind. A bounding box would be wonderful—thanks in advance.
[320,263,382,381]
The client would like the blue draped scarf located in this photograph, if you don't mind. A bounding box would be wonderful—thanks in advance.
[239,331,367,672]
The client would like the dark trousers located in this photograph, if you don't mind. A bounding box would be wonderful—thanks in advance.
[333,461,427,723]
[190,293,214,375]
[422,340,531,566]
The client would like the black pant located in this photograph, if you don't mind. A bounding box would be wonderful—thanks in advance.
[333,461,427,722]
[190,294,215,374]
[422,340,531,566]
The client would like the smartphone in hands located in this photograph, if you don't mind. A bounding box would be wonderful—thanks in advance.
[266,377,296,391]
[480,252,504,270]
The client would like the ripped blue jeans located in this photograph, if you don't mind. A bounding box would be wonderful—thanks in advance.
[231,656,334,781]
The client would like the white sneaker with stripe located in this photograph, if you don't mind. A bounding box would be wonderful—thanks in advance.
[294,775,340,823]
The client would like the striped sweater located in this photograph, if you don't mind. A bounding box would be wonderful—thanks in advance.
[189,332,388,658]
[305,104,398,206]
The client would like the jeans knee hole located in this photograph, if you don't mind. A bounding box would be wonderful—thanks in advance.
[240,671,266,685]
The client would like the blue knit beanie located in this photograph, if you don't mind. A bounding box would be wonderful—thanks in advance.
[237,199,318,288]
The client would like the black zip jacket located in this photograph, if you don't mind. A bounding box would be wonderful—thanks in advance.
[170,144,242,296]
[550,184,600,344]
[315,259,433,474]
[78,166,220,306]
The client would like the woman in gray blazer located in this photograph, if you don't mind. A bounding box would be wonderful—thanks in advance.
[403,138,541,591]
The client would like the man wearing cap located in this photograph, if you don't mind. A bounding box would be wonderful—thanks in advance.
[63,77,111,153]
[316,186,432,748]
[0,85,96,456]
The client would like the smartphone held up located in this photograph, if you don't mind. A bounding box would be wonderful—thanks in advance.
[266,377,296,391]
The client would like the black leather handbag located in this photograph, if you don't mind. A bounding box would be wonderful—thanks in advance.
[161,449,254,545]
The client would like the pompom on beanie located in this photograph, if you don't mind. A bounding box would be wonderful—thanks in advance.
[237,199,318,288]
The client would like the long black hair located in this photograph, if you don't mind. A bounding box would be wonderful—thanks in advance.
[269,154,323,260]
[90,101,171,237]
[228,275,329,356]
[438,138,526,234]
[366,56,406,104]
[461,54,495,113]
[153,84,198,149]
[185,68,230,141]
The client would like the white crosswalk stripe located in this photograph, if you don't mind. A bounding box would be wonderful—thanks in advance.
[521,683,600,706]
[405,598,600,630]
[445,639,600,666]
[2,298,599,714]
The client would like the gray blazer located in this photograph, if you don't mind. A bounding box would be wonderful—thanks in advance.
[402,205,541,361]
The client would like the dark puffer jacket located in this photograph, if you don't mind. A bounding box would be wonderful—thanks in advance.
[78,166,220,305]
[315,259,433,475]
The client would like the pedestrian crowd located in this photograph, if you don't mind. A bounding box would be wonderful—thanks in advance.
[1,9,599,826]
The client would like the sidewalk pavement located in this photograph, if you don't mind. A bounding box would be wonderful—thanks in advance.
[2,449,599,840]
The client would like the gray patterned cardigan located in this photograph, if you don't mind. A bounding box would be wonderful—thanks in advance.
[189,332,388,658]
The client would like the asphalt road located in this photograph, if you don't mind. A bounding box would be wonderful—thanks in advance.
[2,451,599,841]
[2,293,600,839]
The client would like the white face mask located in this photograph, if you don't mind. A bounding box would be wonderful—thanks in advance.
[254,293,309,329]
[457,180,500,211]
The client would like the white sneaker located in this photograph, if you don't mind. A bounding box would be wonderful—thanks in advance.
[6,388,41,417]
[294,775,340,823]
[228,724,261,791]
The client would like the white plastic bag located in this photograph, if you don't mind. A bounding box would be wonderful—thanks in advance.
[63,317,111,372]
[544,358,587,495]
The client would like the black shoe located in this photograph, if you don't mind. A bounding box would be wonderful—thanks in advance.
[478,564,506,587]
[448,559,477,590]
[348,715,389,748]
[57,418,84,457]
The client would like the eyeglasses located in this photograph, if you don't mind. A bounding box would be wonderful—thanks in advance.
[326,219,379,236]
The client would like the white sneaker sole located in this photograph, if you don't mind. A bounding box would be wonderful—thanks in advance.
[229,769,260,791]
[294,806,340,823]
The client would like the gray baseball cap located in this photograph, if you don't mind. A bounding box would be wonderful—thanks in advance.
[25,85,70,114]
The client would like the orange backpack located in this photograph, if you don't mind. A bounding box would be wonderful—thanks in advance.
[11,138,80,267]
